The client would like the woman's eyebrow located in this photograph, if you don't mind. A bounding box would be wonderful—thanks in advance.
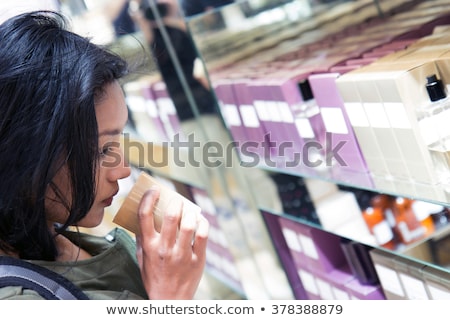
[98,129,123,137]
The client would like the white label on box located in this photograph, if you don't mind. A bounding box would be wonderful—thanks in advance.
[372,220,394,245]
[222,257,240,281]
[399,272,429,300]
[374,264,405,297]
[320,107,349,134]
[157,97,176,114]
[343,102,370,127]
[363,102,390,128]
[222,104,242,126]
[331,286,350,300]
[295,117,315,139]
[384,102,411,129]
[427,283,450,299]
[240,105,260,128]
[217,230,229,249]
[298,234,319,260]
[281,228,302,252]
[266,101,282,122]
[208,225,218,244]
[418,116,439,146]
[316,278,334,300]
[437,108,450,138]
[277,102,295,123]
[156,98,173,117]
[145,100,159,118]
[298,269,319,295]
[126,96,146,112]
[254,100,269,121]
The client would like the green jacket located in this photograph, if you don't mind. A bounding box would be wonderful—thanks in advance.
[0,228,148,300]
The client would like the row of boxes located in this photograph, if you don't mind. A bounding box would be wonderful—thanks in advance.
[370,248,450,299]
[123,76,183,144]
[265,208,450,300]
[274,213,386,300]
[208,1,450,198]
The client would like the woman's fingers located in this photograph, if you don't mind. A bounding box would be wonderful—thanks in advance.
[192,214,209,260]
[177,207,198,250]
[137,186,160,238]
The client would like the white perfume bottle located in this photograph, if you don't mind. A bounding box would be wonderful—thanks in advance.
[417,74,450,188]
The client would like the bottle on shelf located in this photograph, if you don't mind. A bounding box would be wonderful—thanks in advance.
[392,197,426,245]
[416,74,450,191]
[411,200,441,237]
[362,206,396,250]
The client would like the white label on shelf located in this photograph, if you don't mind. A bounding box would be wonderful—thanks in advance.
[281,228,303,252]
[298,269,319,295]
[427,283,450,299]
[384,102,411,129]
[363,102,390,128]
[331,286,350,300]
[320,107,349,134]
[277,102,295,123]
[343,102,370,127]
[145,100,159,118]
[398,272,429,300]
[418,116,439,146]
[374,264,405,297]
[316,278,334,300]
[298,234,319,260]
[295,117,315,139]
[240,105,260,128]
[254,100,269,121]
[222,104,242,126]
[372,220,394,245]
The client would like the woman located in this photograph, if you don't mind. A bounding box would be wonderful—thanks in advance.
[0,10,208,300]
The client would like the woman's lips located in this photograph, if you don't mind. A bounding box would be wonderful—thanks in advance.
[103,197,113,206]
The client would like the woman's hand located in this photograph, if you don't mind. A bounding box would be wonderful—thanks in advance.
[135,187,209,300]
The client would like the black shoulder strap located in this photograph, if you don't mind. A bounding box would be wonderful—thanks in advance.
[0,256,89,300]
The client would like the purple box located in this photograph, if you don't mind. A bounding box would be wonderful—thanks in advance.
[152,81,183,141]
[212,79,249,152]
[281,216,347,273]
[345,279,386,300]
[244,77,280,159]
[308,72,373,187]
[141,81,170,142]
[314,266,355,300]
[267,74,309,168]
[232,78,271,162]
[278,216,308,269]
[297,266,321,299]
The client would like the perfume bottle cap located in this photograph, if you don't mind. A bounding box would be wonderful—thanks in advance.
[298,79,313,102]
[426,74,446,102]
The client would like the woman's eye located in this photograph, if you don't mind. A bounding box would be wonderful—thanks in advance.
[99,144,114,157]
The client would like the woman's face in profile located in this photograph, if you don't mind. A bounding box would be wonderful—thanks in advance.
[45,81,131,229]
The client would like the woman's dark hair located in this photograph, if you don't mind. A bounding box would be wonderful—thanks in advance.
[0,11,128,260]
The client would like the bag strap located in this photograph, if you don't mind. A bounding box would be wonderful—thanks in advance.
[0,256,89,300]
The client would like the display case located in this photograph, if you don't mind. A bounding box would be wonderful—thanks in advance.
[177,0,450,299]
[62,0,450,299]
